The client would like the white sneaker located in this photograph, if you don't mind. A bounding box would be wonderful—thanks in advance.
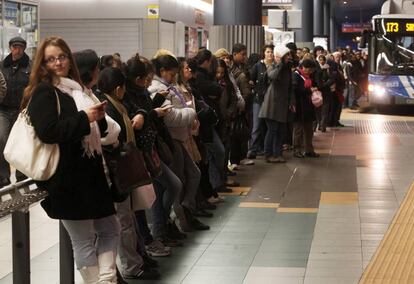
[228,164,239,171]
[240,159,255,166]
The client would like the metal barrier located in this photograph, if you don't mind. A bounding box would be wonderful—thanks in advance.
[0,179,74,284]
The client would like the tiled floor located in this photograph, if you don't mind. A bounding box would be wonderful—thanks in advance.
[1,110,414,283]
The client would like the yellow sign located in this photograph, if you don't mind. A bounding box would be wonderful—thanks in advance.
[406,23,414,32]
[147,5,159,19]
[386,22,399,32]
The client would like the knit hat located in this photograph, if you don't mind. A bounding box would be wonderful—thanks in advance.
[274,45,290,58]
[9,36,26,48]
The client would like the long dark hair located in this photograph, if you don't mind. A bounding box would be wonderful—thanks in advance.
[73,49,99,86]
[218,59,236,96]
[98,67,125,95]
[124,53,147,85]
[22,36,82,109]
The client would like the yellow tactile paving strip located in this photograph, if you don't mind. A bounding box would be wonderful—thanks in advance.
[239,202,280,208]
[220,187,251,196]
[360,182,414,284]
[320,192,359,205]
[277,208,319,213]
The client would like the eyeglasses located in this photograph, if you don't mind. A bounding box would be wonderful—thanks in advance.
[45,54,68,64]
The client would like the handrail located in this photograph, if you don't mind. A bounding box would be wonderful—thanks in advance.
[0,179,74,284]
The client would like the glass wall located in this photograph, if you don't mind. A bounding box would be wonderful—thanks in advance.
[0,1,39,59]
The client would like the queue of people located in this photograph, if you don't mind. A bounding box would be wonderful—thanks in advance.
[0,35,369,283]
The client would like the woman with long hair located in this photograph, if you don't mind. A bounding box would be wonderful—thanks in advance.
[23,37,120,283]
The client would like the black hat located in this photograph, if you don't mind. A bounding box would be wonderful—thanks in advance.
[9,36,26,48]
[286,42,297,51]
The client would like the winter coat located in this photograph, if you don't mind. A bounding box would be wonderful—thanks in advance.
[292,71,316,123]
[250,60,273,104]
[230,64,252,107]
[0,53,31,109]
[28,82,115,220]
[258,62,294,122]
[149,76,196,143]
[188,80,218,144]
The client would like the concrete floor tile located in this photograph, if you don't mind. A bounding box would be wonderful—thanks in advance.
[304,277,359,284]
[182,266,249,284]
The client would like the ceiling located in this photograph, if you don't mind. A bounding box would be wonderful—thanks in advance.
[331,0,385,24]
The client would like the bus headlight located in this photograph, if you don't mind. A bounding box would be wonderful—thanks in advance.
[369,84,386,97]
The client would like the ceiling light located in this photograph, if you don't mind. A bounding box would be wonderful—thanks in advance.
[343,1,348,4]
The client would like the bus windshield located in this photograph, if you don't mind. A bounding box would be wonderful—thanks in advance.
[374,34,414,75]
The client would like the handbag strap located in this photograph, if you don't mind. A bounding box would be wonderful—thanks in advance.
[54,90,61,115]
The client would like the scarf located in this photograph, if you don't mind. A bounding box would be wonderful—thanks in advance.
[56,77,102,157]
[298,68,313,89]
[104,94,136,145]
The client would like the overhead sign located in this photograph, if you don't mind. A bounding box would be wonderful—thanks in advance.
[147,5,159,19]
[268,10,302,29]
[342,23,372,33]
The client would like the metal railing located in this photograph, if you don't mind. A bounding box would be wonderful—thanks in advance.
[0,179,74,284]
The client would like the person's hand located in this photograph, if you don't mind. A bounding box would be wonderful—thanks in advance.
[154,105,173,117]
[85,101,107,122]
[157,90,170,97]
[289,104,296,113]
[131,114,145,129]
[191,119,200,135]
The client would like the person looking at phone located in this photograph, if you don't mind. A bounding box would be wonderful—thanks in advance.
[122,54,185,257]
[149,54,209,232]
[21,36,120,283]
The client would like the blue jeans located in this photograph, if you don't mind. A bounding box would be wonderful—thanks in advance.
[0,107,21,180]
[151,161,182,239]
[264,119,286,157]
[248,101,266,156]
[204,129,225,189]
[170,140,201,212]
[347,83,360,107]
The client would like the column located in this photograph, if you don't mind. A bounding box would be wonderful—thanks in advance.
[292,0,314,43]
[210,0,264,55]
[323,0,330,36]
[314,0,323,36]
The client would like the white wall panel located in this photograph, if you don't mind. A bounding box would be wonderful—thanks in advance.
[39,0,156,19]
[40,19,142,60]
[159,21,175,54]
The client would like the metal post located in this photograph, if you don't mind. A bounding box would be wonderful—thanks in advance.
[283,10,288,32]
[12,210,30,284]
[59,221,75,284]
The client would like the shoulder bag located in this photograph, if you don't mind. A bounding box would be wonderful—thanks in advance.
[104,142,152,202]
[4,91,60,181]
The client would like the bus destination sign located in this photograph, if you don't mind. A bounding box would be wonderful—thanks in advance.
[382,19,414,34]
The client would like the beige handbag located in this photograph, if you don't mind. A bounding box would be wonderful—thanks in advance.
[4,91,60,181]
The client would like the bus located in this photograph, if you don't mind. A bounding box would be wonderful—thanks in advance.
[362,1,414,112]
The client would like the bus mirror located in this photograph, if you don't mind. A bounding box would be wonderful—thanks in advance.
[359,30,369,48]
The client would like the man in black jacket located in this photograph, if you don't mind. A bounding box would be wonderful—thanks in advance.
[0,36,31,186]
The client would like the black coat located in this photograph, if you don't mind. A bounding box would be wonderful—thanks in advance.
[0,53,31,109]
[28,82,115,220]
[250,60,272,104]
[123,84,174,153]
[293,72,316,122]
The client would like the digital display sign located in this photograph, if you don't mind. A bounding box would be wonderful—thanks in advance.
[378,19,414,35]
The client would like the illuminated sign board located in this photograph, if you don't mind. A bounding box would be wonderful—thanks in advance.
[378,19,414,35]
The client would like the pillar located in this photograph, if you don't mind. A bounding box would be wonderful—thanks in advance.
[323,0,330,36]
[292,0,314,43]
[314,0,323,36]
[210,0,264,55]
